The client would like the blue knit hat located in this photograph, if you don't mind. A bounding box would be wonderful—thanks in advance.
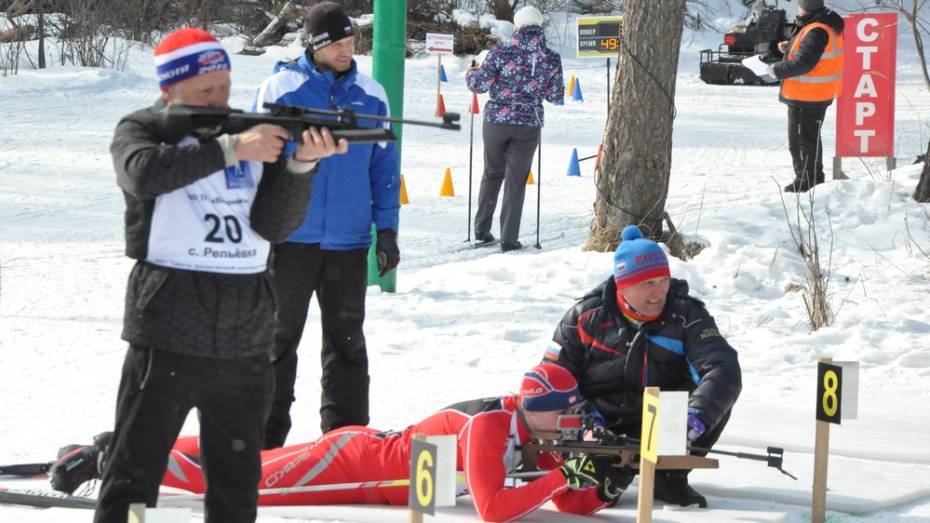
[613,225,670,290]
[520,363,581,412]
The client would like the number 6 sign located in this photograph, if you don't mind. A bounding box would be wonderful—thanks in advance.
[409,437,436,516]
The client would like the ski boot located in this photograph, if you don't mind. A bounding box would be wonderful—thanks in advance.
[653,470,708,508]
[49,431,112,495]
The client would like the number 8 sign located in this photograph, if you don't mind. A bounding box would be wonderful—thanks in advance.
[816,362,842,424]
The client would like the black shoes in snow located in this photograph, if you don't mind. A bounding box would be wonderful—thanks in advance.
[474,231,496,244]
[653,471,708,508]
[501,240,523,253]
[784,173,825,193]
[49,431,112,495]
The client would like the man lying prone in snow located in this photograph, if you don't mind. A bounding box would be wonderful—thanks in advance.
[49,363,631,522]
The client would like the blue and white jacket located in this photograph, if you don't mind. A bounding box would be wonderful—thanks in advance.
[254,52,400,250]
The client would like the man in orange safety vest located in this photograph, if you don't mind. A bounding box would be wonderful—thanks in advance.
[769,0,844,193]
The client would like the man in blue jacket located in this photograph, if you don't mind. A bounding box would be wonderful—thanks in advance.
[254,2,400,448]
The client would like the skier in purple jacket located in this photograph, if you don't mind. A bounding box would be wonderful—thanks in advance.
[467,6,564,252]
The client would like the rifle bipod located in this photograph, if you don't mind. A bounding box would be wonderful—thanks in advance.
[689,444,797,480]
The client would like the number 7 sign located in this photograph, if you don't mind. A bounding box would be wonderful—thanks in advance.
[640,388,660,464]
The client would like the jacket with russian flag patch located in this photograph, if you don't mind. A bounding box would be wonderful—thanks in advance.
[548,277,741,435]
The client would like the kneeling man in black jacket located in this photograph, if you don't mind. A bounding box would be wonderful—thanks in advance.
[545,225,741,508]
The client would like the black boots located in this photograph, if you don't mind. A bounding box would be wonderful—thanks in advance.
[784,172,825,193]
[653,471,708,508]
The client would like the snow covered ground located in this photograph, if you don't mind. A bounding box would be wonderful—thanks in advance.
[1,3,929,522]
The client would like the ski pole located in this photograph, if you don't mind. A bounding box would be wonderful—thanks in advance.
[534,132,542,249]
[160,468,546,503]
[467,98,475,242]
[162,478,413,502]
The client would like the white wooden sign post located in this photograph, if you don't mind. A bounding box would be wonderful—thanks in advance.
[425,33,454,116]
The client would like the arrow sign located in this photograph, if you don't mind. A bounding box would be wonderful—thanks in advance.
[426,33,454,56]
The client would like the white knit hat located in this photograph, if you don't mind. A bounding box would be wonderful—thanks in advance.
[513,6,544,29]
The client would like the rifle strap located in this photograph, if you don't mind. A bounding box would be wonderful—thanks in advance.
[515,406,539,472]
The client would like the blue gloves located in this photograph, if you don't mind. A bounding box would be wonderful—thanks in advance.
[687,412,707,442]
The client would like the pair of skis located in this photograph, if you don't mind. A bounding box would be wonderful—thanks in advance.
[0,461,88,510]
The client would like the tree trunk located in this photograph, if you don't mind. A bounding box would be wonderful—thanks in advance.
[490,0,514,23]
[36,0,45,68]
[915,140,930,203]
[909,2,930,95]
[585,0,686,252]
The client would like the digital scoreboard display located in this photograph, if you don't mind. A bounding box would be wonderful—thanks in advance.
[576,16,623,59]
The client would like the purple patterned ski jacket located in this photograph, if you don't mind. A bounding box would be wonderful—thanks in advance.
[466,25,564,127]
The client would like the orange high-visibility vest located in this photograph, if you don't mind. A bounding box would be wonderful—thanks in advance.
[780,22,844,103]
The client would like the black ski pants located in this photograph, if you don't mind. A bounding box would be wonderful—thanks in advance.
[266,242,370,447]
[787,105,827,183]
[95,345,272,523]
[475,122,541,245]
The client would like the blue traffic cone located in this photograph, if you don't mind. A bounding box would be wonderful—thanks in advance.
[566,148,581,177]
[571,78,584,102]
[439,64,448,82]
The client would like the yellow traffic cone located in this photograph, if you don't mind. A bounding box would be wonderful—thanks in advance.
[567,75,576,98]
[526,169,535,185]
[439,168,455,197]
[399,174,409,205]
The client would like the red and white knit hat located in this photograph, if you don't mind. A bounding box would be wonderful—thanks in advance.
[154,28,230,91]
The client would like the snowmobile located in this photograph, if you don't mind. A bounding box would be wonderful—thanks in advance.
[699,0,797,85]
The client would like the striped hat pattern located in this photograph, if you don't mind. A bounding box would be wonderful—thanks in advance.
[612,225,670,290]
[154,28,230,91]
[520,363,581,412]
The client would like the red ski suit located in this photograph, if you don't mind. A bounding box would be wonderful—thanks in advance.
[163,395,608,522]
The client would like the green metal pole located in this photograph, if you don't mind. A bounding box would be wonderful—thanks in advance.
[368,0,407,292]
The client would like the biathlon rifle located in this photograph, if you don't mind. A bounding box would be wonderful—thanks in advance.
[521,411,797,480]
[160,102,461,145]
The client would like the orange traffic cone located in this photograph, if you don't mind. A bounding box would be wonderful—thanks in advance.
[468,92,481,114]
[526,170,535,185]
[436,94,447,117]
[439,168,455,197]
[399,174,409,205]
[594,143,604,173]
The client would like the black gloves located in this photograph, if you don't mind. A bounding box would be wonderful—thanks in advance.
[598,464,634,503]
[560,454,613,488]
[560,455,632,503]
[376,229,400,277]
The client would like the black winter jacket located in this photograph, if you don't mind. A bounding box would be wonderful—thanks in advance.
[549,277,741,434]
[111,100,316,358]
[772,8,845,108]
